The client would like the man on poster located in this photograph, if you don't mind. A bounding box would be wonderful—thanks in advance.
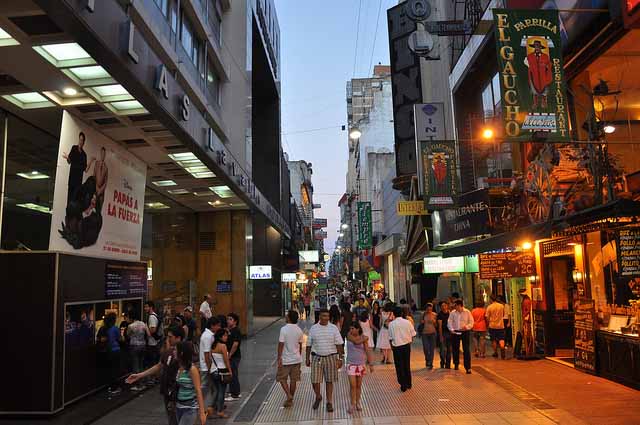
[94,147,109,209]
[524,39,553,110]
[62,131,95,206]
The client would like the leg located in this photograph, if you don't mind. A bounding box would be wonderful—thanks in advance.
[426,334,435,368]
[177,408,197,425]
[439,337,446,368]
[312,383,321,401]
[403,343,412,388]
[325,382,334,404]
[445,334,452,367]
[479,332,486,357]
[348,375,357,413]
[451,334,461,369]
[391,346,403,388]
[462,331,472,371]
[421,334,429,367]
[355,375,363,410]
[164,397,178,425]
[215,379,228,417]
[200,370,212,409]
[229,357,240,396]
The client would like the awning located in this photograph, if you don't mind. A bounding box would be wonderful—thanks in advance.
[552,199,640,231]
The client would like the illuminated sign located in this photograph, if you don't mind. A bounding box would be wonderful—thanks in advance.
[249,265,272,280]
[423,256,465,273]
[299,250,320,263]
[281,273,297,282]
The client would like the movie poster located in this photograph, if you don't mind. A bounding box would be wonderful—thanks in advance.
[493,9,570,141]
[49,111,147,261]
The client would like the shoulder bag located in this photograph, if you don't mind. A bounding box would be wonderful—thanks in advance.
[211,354,232,384]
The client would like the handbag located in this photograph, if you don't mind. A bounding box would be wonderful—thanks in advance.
[417,323,425,334]
[211,355,232,384]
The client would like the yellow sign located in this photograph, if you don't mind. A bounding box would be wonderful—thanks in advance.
[396,201,428,216]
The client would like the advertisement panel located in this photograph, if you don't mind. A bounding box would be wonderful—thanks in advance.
[357,201,373,250]
[397,200,428,216]
[281,273,297,282]
[493,9,569,142]
[420,141,457,209]
[574,300,596,373]
[434,189,490,244]
[105,261,147,299]
[423,256,465,274]
[479,252,536,279]
[50,112,146,261]
[312,218,328,229]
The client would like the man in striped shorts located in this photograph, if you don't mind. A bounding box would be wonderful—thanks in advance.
[306,308,344,413]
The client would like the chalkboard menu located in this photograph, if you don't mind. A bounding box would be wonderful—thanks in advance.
[216,280,232,293]
[618,228,640,277]
[574,300,596,374]
[534,311,546,355]
[105,261,147,299]
[479,252,536,279]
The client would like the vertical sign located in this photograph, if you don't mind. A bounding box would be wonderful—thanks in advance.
[420,141,457,209]
[493,9,569,141]
[574,299,596,373]
[357,201,372,250]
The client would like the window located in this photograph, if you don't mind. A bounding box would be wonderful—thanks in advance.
[491,73,502,115]
[153,0,168,16]
[482,83,493,119]
[207,57,219,103]
[208,0,222,44]
[180,13,202,70]
[482,73,502,119]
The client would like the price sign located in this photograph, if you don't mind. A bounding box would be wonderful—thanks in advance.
[574,300,596,374]
[479,252,536,279]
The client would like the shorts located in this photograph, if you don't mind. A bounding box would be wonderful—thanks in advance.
[277,363,302,382]
[347,364,366,377]
[489,328,505,341]
[310,354,339,384]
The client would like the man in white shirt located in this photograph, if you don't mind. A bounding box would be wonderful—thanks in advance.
[388,306,416,392]
[277,310,304,408]
[448,299,474,374]
[199,294,213,332]
[306,309,344,413]
[199,317,221,415]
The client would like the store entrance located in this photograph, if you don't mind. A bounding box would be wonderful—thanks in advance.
[544,256,576,358]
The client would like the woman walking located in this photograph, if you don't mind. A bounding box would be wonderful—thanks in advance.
[376,304,392,364]
[371,302,381,348]
[210,329,233,418]
[345,322,373,414]
[471,301,488,357]
[359,311,375,349]
[420,303,438,369]
[329,304,342,328]
[174,341,207,425]
[340,303,354,341]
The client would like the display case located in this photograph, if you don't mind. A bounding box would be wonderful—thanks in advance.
[597,313,640,389]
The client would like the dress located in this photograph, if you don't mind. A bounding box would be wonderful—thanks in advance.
[360,320,374,348]
[376,311,391,350]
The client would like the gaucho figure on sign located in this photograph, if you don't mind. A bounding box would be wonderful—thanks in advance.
[524,38,553,110]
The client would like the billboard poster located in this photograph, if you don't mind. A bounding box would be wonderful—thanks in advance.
[357,201,372,250]
[420,141,457,209]
[493,9,570,142]
[49,112,147,261]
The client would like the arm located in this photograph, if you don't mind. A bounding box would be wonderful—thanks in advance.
[229,341,239,358]
[221,348,232,373]
[277,342,285,367]
[125,362,161,384]
[190,366,207,424]
[447,314,455,333]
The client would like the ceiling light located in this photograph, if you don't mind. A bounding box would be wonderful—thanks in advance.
[17,203,50,214]
[168,152,216,179]
[17,171,49,180]
[208,200,225,207]
[210,185,234,198]
[167,188,189,195]
[34,43,95,68]
[145,202,170,210]
[85,84,133,102]
[169,152,198,161]
[63,87,78,96]
[603,125,616,134]
[152,180,177,187]
[349,127,362,139]
[2,92,54,109]
[193,191,214,197]
[107,100,147,115]
[0,26,19,47]
[63,65,113,86]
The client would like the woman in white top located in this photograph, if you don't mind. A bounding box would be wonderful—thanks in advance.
[210,329,232,418]
[376,304,392,363]
[358,310,374,348]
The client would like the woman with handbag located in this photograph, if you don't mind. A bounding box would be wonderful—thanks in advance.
[210,329,233,419]
[376,304,393,364]
[175,341,207,425]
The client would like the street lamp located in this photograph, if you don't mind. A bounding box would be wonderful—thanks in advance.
[339,232,344,237]
[349,127,362,140]
[481,127,494,140]
[341,223,349,230]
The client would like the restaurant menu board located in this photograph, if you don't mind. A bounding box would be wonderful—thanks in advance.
[105,261,147,299]
[618,228,640,277]
[217,280,232,293]
[533,311,546,355]
[574,300,596,374]
[479,252,536,279]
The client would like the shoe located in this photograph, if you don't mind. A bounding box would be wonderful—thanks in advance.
[207,407,216,417]
[501,349,506,360]
[466,370,472,374]
[326,402,334,412]
[400,386,407,392]
[224,396,236,402]
[428,365,433,370]
[283,398,293,408]
[474,353,479,357]
[492,352,498,358]
[445,365,451,369]
[130,385,143,392]
[312,397,322,410]
[231,394,241,399]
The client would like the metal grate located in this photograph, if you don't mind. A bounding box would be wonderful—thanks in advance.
[542,238,573,257]
[199,232,216,250]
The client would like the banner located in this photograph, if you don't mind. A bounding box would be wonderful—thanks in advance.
[435,189,490,244]
[49,112,147,261]
[357,201,373,250]
[493,9,569,141]
[420,141,457,209]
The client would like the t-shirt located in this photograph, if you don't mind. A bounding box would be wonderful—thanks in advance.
[471,308,487,332]
[226,327,242,359]
[185,318,196,341]
[437,311,450,335]
[278,324,304,365]
[307,323,343,356]
[199,328,214,372]
[107,326,120,352]
[147,313,160,346]
[127,320,148,347]
[486,302,505,329]
[352,305,368,320]
[199,301,212,319]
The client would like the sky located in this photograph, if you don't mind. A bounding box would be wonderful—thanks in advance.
[275,0,396,253]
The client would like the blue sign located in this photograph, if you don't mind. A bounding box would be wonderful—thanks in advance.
[217,280,232,293]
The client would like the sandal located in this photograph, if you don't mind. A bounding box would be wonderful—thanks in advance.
[312,397,322,410]
[326,402,334,412]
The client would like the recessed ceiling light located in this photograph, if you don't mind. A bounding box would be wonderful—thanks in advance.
[34,43,95,68]
[63,87,78,96]
[17,203,50,213]
[0,26,19,47]
[208,200,225,207]
[145,202,170,210]
[2,92,54,109]
[169,152,198,161]
[168,152,216,179]
[152,180,177,187]
[17,170,49,180]
[92,84,129,97]
[210,185,234,198]
[63,65,112,86]
[193,191,215,197]
[167,188,189,195]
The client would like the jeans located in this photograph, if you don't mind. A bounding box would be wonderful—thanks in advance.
[391,343,412,389]
[451,331,472,371]
[130,346,145,373]
[421,333,436,367]
[211,375,227,412]
[229,357,241,396]
[176,399,198,425]
[439,333,452,368]
[200,370,212,408]
[164,396,178,425]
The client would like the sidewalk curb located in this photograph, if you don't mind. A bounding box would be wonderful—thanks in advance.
[248,316,284,338]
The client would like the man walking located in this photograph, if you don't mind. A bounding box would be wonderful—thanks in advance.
[144,301,163,373]
[226,313,242,400]
[199,294,213,333]
[388,306,416,392]
[306,308,344,412]
[448,300,474,374]
[437,301,452,369]
[199,317,221,416]
[486,295,506,359]
[277,310,304,407]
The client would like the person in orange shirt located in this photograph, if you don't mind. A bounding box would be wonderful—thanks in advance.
[471,301,488,358]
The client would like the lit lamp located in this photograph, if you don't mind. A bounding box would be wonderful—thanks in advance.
[528,275,539,284]
[341,223,349,230]
[481,127,494,140]
[521,241,533,250]
[572,268,583,284]
[349,127,362,140]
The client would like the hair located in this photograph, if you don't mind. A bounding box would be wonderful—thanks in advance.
[402,306,411,318]
[78,131,85,141]
[425,303,433,310]
[452,292,460,299]
[329,305,341,324]
[287,310,299,324]
[400,298,407,304]
[490,294,497,302]
[318,308,330,316]
[206,317,221,329]
[372,301,380,312]
[167,325,184,340]
[454,299,464,307]
[227,313,240,325]
[359,310,369,322]
[440,300,448,308]
[212,328,228,349]
[104,312,117,328]
[145,301,155,310]
[173,314,184,325]
[203,295,209,301]
[217,314,228,328]
[498,296,506,303]
[475,301,485,308]
[176,341,195,369]
[392,306,403,318]
[349,320,363,335]
[100,146,106,152]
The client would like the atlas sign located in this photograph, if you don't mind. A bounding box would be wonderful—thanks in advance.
[249,265,272,280]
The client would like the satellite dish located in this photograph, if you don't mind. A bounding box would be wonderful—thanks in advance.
[405,0,431,22]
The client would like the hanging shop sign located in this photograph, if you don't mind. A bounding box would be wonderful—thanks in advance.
[281,273,297,283]
[423,256,465,273]
[357,201,373,250]
[249,265,272,280]
[493,9,569,141]
[216,280,232,293]
[436,189,490,245]
[312,218,328,229]
[50,112,147,261]
[574,299,596,374]
[397,200,429,216]
[479,252,536,279]
[105,261,147,299]
[314,230,328,240]
[420,141,457,209]
[414,103,446,142]
[299,250,320,263]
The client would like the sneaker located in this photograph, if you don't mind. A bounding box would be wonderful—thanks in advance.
[224,396,236,402]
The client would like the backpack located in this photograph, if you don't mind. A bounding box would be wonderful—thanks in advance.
[149,312,164,342]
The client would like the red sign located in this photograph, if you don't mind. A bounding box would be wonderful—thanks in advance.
[625,0,640,27]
